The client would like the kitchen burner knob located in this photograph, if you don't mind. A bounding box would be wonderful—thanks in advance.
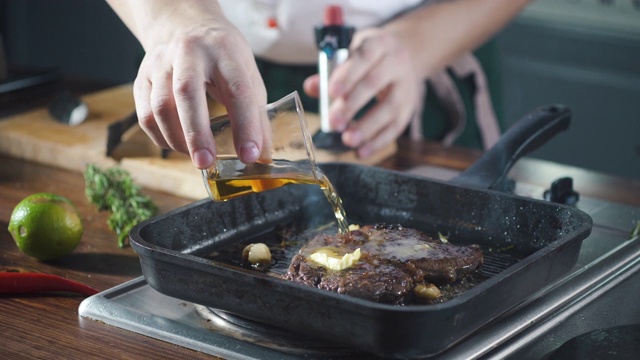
[544,177,579,206]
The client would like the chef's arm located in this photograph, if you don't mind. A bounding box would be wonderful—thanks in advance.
[310,0,532,158]
[106,0,224,51]
[383,0,532,78]
[105,0,268,169]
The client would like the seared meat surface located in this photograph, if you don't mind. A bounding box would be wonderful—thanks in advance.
[284,224,483,305]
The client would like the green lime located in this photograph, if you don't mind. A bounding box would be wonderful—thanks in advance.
[7,192,84,261]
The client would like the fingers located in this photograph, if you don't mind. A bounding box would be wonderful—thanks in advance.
[134,62,170,150]
[218,72,263,164]
[135,48,216,170]
[328,29,420,158]
[171,44,218,169]
[343,86,415,158]
[303,74,320,98]
[150,65,188,154]
[120,1,272,170]
[209,34,268,164]
[133,27,269,169]
[328,30,392,127]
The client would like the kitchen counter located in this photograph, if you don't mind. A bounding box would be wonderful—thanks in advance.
[1,134,639,359]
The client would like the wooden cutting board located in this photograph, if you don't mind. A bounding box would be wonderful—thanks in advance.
[0,84,396,200]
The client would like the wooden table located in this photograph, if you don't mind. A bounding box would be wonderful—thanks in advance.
[1,138,639,359]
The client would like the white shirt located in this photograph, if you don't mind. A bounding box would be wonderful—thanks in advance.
[219,0,424,64]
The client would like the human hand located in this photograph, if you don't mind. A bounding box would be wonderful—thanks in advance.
[132,7,268,169]
[303,27,422,158]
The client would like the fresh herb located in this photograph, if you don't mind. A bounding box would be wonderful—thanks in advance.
[84,164,158,248]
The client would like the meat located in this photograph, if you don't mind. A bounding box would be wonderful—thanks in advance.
[284,224,483,305]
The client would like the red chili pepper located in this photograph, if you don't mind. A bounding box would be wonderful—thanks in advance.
[0,272,99,296]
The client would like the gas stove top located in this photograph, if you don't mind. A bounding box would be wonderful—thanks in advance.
[79,169,640,359]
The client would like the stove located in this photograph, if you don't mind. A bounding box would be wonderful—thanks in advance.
[79,165,640,359]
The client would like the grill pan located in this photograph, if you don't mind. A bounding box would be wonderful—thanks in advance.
[130,105,592,358]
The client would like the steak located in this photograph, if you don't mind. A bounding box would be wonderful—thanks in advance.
[284,224,483,305]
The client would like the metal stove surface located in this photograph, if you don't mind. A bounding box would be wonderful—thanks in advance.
[79,277,361,360]
[79,172,640,359]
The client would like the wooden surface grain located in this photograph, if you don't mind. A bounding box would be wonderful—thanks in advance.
[0,154,214,359]
[1,135,639,359]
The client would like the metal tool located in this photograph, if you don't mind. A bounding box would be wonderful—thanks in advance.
[312,5,354,151]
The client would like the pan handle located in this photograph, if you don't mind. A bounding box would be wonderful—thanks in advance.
[449,104,571,191]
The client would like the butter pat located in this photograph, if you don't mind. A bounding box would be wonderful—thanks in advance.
[309,248,361,271]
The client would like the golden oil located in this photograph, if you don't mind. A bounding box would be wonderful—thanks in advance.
[205,159,348,233]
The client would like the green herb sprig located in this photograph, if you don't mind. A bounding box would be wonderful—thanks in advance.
[84,164,158,248]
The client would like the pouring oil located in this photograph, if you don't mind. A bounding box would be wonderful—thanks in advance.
[205,159,349,234]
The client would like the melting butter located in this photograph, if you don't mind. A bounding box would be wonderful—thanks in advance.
[309,248,361,271]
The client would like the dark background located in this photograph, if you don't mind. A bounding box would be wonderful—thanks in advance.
[1,0,141,85]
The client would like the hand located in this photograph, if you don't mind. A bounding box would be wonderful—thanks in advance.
[303,27,422,158]
[131,5,268,169]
